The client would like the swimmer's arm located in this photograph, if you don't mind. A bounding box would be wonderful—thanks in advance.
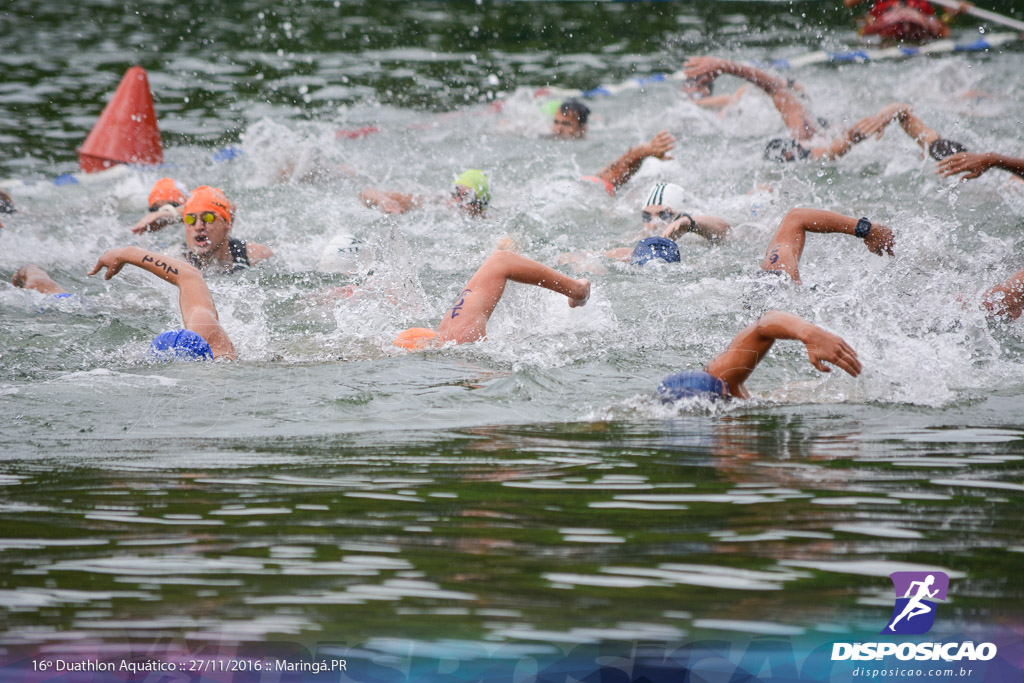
[705,311,861,397]
[693,86,746,111]
[980,267,1024,321]
[131,205,183,235]
[686,58,789,95]
[246,242,274,263]
[662,214,730,243]
[358,188,422,214]
[604,247,633,262]
[88,247,236,360]
[937,152,1024,181]
[596,131,675,190]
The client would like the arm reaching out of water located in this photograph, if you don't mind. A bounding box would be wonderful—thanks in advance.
[596,131,675,191]
[937,152,1024,181]
[88,247,236,360]
[132,204,184,234]
[660,213,731,243]
[359,188,423,214]
[704,310,861,399]
[761,208,894,284]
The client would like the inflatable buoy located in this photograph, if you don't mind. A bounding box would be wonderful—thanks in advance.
[78,66,163,173]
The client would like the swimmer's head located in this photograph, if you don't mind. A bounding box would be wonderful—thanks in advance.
[644,182,688,213]
[682,75,714,99]
[318,231,371,275]
[0,188,15,214]
[148,177,187,211]
[184,186,233,224]
[631,236,680,266]
[393,327,438,351]
[928,139,967,161]
[150,329,214,361]
[764,138,811,163]
[657,371,728,402]
[452,169,490,216]
[552,99,590,139]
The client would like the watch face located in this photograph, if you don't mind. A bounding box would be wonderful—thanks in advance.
[856,218,871,238]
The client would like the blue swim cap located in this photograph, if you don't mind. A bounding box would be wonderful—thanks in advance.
[631,237,680,266]
[150,329,214,361]
[51,292,74,299]
[657,371,727,402]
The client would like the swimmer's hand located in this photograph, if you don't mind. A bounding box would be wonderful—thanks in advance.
[802,326,862,377]
[684,57,729,80]
[131,205,181,235]
[936,152,997,181]
[569,279,590,308]
[643,131,675,162]
[88,248,131,280]
[864,223,895,257]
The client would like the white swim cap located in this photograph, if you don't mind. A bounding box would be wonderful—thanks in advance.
[318,232,371,274]
[644,183,688,212]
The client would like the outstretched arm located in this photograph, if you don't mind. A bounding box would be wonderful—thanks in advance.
[661,213,731,243]
[131,205,183,235]
[938,152,1024,181]
[88,247,236,360]
[761,208,894,284]
[358,188,423,214]
[684,57,816,140]
[811,103,907,161]
[596,131,675,191]
[705,310,861,399]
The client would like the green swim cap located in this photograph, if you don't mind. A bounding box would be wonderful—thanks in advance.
[540,99,561,118]
[453,169,491,205]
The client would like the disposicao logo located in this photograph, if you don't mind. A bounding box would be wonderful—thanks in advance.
[831,570,998,663]
[884,571,949,635]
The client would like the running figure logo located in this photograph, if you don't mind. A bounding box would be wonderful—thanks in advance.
[884,571,949,635]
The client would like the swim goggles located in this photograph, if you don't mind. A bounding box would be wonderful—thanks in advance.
[183,211,219,225]
[641,209,680,223]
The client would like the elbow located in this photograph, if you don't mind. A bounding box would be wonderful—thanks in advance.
[782,207,819,226]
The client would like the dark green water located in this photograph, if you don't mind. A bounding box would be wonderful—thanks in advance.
[1,0,1023,657]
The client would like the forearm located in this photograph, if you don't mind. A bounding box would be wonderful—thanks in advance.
[665,214,730,242]
[597,147,647,189]
[786,208,859,236]
[752,310,816,344]
[120,247,202,286]
[989,153,1024,179]
[720,62,787,94]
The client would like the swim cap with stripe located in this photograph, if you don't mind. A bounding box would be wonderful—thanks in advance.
[644,182,688,212]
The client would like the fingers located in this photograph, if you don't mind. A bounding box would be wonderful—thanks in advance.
[86,262,103,276]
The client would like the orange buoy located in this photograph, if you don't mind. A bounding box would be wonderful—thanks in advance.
[78,66,163,173]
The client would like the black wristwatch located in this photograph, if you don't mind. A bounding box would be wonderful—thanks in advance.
[855,217,871,239]
[680,212,697,233]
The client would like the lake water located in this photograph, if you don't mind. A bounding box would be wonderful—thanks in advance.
[1,0,1022,677]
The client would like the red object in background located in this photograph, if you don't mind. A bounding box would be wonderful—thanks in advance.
[78,66,163,173]
[335,125,380,139]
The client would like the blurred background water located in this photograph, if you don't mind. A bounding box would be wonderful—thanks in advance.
[1,0,1022,649]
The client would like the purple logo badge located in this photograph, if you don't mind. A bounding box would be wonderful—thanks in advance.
[883,571,949,635]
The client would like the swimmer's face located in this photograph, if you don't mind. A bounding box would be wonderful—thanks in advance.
[682,76,713,99]
[552,109,585,139]
[640,204,679,235]
[449,185,486,217]
[185,212,231,255]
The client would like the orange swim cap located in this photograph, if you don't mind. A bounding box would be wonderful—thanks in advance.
[184,186,233,224]
[393,327,438,350]
[148,177,187,207]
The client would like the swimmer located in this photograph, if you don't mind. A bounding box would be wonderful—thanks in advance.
[11,264,69,296]
[393,250,590,349]
[88,247,236,360]
[562,182,731,269]
[180,186,273,273]
[845,0,971,42]
[552,99,591,140]
[761,208,895,284]
[131,177,187,234]
[683,57,965,162]
[582,131,676,196]
[657,310,862,401]
[360,169,491,216]
[937,151,1024,181]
